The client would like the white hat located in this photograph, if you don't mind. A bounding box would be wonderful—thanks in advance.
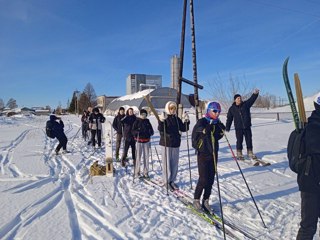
[314,92,320,106]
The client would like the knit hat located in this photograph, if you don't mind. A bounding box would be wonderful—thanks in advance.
[314,92,320,111]
[50,114,58,121]
[119,107,125,111]
[140,109,148,116]
[234,94,241,101]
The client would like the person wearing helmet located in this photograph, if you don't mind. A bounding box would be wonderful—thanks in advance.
[191,101,225,213]
[225,89,259,160]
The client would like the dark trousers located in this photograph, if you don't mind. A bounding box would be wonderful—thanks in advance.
[194,153,216,201]
[235,128,253,151]
[297,191,320,240]
[91,129,102,147]
[115,133,123,159]
[56,134,68,152]
[121,139,136,162]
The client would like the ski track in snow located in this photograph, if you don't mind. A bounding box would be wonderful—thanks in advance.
[0,115,306,239]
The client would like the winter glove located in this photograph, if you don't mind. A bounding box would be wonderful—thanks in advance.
[183,112,190,123]
[253,88,260,94]
[217,121,226,131]
[159,112,167,122]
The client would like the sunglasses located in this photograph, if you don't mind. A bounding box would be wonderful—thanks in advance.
[209,109,221,113]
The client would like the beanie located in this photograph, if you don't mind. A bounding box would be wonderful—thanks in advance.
[119,107,125,111]
[234,94,241,101]
[314,92,320,111]
[140,109,148,116]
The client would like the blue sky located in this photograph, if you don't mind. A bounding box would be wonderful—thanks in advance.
[0,0,320,108]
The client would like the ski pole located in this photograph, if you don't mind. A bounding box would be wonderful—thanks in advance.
[185,122,192,189]
[154,146,162,171]
[70,126,81,145]
[163,114,169,195]
[223,130,267,228]
[211,129,226,240]
[150,141,154,172]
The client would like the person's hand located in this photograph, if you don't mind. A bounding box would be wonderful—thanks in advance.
[254,88,260,94]
[183,112,189,123]
[218,121,226,130]
[159,112,167,122]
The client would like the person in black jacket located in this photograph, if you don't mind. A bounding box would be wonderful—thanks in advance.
[132,109,154,178]
[158,101,190,190]
[81,110,90,140]
[192,102,225,212]
[296,93,320,239]
[49,115,69,155]
[225,89,259,160]
[112,106,125,160]
[121,107,137,167]
[89,107,105,148]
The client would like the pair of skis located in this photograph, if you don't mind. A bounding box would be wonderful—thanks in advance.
[282,57,307,131]
[139,176,256,239]
[237,157,271,167]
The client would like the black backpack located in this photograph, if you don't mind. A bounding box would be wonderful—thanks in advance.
[46,120,55,139]
[287,128,307,173]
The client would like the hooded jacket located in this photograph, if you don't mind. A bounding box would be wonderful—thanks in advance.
[158,101,189,148]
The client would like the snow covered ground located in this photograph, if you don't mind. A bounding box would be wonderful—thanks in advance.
[0,104,318,239]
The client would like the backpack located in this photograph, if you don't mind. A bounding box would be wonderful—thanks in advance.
[46,120,55,139]
[191,123,204,151]
[287,128,307,173]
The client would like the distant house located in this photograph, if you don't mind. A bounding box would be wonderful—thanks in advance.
[106,87,192,115]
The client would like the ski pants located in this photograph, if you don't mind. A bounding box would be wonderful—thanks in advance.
[161,146,179,185]
[115,133,123,159]
[296,191,320,240]
[194,152,216,201]
[121,138,136,163]
[135,142,150,176]
[56,133,68,152]
[91,129,102,147]
[235,128,253,152]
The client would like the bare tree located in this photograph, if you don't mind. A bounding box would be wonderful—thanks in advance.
[83,83,97,107]
[0,98,4,110]
[206,74,252,109]
[6,98,18,109]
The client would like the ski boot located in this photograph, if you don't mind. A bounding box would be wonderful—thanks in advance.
[247,150,258,160]
[202,199,213,214]
[236,150,245,160]
[193,199,202,211]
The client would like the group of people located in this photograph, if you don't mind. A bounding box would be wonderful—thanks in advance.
[81,107,106,148]
[112,107,154,178]
[48,89,320,239]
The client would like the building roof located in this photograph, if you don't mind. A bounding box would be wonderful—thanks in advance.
[106,87,192,112]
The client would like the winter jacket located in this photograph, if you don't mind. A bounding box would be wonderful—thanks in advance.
[226,93,259,131]
[192,118,225,157]
[50,118,65,139]
[121,114,137,142]
[158,114,189,148]
[112,113,125,134]
[89,113,105,130]
[298,109,320,194]
[132,117,154,143]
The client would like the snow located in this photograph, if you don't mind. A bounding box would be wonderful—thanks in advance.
[0,99,318,240]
